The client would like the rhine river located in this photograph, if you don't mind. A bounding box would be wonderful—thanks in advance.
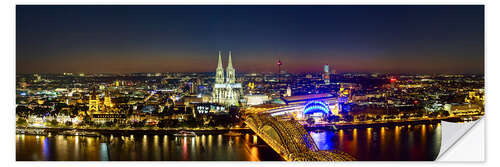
[16,123,441,161]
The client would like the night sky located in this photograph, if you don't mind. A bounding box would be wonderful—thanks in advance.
[16,5,484,74]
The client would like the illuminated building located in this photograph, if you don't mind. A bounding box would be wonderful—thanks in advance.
[189,81,197,94]
[215,51,225,84]
[266,93,341,120]
[465,89,485,105]
[104,90,112,108]
[226,51,236,84]
[303,101,332,121]
[338,84,351,103]
[88,87,99,114]
[444,103,483,116]
[34,74,42,82]
[195,103,227,114]
[212,51,242,106]
[286,86,292,97]
[86,87,124,123]
[323,64,330,85]
[244,94,269,106]
[248,82,255,94]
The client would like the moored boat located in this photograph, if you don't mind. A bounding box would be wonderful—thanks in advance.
[174,131,196,137]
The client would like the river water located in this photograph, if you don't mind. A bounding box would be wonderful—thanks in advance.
[16,123,441,161]
[310,123,441,161]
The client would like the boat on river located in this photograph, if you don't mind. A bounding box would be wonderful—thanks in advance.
[62,130,100,137]
[16,128,48,136]
[173,131,196,137]
[223,131,243,136]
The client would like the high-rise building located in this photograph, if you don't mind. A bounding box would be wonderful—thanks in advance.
[212,51,242,106]
[286,86,292,97]
[323,64,330,85]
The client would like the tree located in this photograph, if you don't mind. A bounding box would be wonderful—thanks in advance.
[47,119,59,127]
[83,115,93,125]
[439,110,450,117]
[16,106,31,117]
[65,121,73,126]
[104,121,114,127]
[16,118,28,126]
[33,107,50,117]
[131,121,145,128]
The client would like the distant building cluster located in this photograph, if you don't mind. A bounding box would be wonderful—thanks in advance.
[15,53,484,128]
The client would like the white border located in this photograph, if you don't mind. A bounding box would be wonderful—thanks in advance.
[2,0,496,167]
[11,0,486,5]
[438,118,485,161]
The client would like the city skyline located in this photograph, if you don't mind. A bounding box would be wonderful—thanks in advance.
[17,5,484,74]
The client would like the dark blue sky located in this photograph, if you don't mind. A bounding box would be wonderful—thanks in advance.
[16,5,484,74]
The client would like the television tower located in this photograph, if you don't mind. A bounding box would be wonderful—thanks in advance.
[277,57,282,83]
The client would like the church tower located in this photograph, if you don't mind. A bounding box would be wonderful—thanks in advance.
[104,89,112,108]
[212,51,242,106]
[215,51,225,84]
[88,87,99,114]
[226,51,236,84]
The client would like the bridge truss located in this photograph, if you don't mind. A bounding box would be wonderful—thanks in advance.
[245,114,355,161]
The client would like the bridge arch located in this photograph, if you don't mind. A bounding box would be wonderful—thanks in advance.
[303,101,332,118]
[245,114,355,161]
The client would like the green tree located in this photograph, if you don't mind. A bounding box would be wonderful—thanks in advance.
[65,121,73,126]
[46,119,59,127]
[16,118,28,126]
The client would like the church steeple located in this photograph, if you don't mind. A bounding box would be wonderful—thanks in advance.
[217,51,223,69]
[212,51,241,106]
[215,51,225,84]
[227,51,233,69]
[226,51,235,84]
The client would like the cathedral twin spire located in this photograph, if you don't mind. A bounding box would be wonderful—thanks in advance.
[215,51,235,84]
[216,51,225,84]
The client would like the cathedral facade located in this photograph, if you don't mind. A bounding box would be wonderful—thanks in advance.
[212,51,242,106]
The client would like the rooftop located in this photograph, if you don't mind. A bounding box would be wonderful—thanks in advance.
[280,93,335,104]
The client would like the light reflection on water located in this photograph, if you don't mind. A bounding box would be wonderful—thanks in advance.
[17,123,442,161]
[16,133,281,161]
[309,123,442,161]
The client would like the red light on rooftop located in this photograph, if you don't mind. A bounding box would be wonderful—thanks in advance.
[413,100,419,104]
[390,77,397,83]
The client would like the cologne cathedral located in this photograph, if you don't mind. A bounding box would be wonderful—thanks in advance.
[212,51,242,106]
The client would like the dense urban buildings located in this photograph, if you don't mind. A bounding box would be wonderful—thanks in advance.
[15,60,485,161]
[16,65,484,130]
[15,5,484,161]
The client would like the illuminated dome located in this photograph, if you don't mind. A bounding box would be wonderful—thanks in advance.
[303,101,331,116]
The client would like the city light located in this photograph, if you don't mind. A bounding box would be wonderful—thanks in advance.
[15,5,484,162]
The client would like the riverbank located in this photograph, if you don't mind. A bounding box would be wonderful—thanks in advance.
[16,126,254,136]
[16,116,480,135]
[303,116,479,130]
